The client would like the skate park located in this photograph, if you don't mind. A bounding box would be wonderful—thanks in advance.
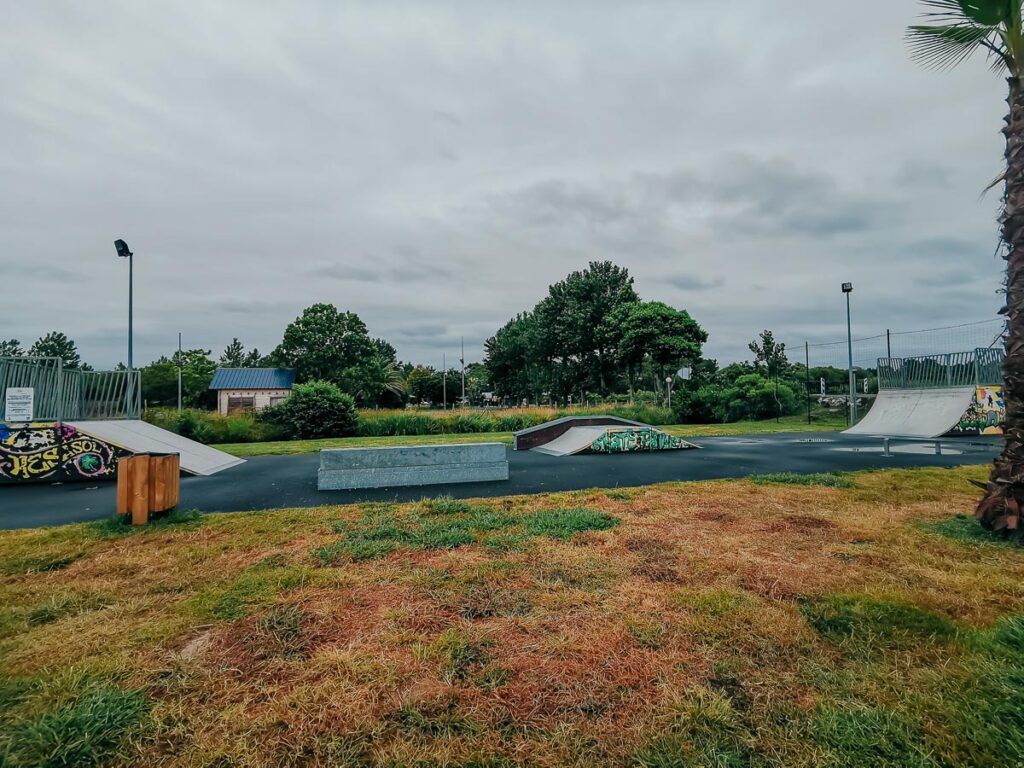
[0,345,1005,529]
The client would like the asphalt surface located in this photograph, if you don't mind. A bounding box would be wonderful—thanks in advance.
[0,432,999,530]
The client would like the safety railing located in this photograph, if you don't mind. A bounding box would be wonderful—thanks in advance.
[1,357,141,421]
[876,347,1004,390]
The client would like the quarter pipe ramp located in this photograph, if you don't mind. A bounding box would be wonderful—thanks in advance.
[67,420,244,476]
[844,386,976,439]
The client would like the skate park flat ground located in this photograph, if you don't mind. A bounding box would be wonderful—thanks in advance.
[0,431,1000,529]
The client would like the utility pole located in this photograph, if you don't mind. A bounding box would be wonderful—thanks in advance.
[805,340,811,425]
[460,337,466,407]
[886,328,892,359]
[842,283,856,425]
[177,332,183,411]
[442,353,447,410]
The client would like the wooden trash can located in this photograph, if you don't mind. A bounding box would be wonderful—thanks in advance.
[116,453,181,525]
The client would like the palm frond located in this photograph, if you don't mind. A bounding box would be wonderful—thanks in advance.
[908,23,995,68]
[907,23,1010,70]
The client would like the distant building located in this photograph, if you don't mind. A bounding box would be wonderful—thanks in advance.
[209,368,296,415]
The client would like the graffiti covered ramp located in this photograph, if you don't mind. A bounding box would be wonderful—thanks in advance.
[528,424,699,457]
[844,386,976,439]
[66,420,244,476]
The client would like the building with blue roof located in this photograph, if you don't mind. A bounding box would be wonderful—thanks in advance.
[209,368,297,415]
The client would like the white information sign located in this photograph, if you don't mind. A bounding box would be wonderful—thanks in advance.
[4,387,34,422]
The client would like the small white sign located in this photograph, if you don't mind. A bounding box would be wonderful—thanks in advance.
[4,387,34,422]
[820,377,826,396]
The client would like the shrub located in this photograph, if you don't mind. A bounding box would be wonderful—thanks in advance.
[672,385,721,424]
[715,374,798,422]
[273,381,358,439]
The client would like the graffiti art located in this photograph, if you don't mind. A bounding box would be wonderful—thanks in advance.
[950,386,1005,436]
[589,427,694,453]
[0,422,129,483]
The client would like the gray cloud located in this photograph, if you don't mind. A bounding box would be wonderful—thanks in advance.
[665,274,725,291]
[0,1,1007,370]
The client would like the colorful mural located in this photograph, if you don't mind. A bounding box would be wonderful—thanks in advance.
[0,422,129,483]
[950,386,1005,436]
[589,427,694,453]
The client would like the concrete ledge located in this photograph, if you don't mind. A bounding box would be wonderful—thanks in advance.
[317,443,509,490]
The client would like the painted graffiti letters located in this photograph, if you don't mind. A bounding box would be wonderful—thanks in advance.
[0,422,129,482]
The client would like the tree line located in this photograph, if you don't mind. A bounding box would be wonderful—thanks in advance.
[5,265,859,421]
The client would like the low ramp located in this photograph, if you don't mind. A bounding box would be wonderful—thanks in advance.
[531,425,698,456]
[66,420,244,476]
[531,426,611,456]
[844,386,976,438]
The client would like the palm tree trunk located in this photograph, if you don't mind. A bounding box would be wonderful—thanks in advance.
[979,75,1024,539]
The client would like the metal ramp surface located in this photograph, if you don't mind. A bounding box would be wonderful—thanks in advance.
[66,420,244,476]
[843,386,976,438]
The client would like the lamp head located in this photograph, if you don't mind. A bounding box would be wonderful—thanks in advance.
[114,239,132,258]
[841,282,853,293]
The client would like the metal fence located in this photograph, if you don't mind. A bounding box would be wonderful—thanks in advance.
[0,357,140,421]
[876,347,1004,390]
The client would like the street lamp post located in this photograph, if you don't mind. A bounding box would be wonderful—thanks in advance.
[842,282,856,425]
[115,238,134,417]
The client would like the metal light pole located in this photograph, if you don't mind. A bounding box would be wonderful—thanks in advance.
[115,239,134,417]
[842,282,856,425]
[460,336,466,407]
[442,353,447,410]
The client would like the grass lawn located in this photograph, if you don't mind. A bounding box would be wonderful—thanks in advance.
[1,465,1022,766]
[222,414,846,457]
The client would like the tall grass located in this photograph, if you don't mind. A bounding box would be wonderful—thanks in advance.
[145,404,673,443]
[354,405,674,437]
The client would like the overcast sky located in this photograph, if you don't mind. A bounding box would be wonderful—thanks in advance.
[0,1,1008,370]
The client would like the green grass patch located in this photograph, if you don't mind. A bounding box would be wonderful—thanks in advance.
[87,508,204,539]
[801,595,957,648]
[186,563,319,621]
[674,589,757,617]
[315,500,619,563]
[916,514,1019,548]
[634,689,751,768]
[751,472,854,489]
[0,680,149,768]
[812,705,935,767]
[0,553,84,577]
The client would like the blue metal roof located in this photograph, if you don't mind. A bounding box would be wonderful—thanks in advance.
[209,368,296,390]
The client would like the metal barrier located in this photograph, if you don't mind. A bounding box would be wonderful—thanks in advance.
[876,347,1004,390]
[0,357,140,421]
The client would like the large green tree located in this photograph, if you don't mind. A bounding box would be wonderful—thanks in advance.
[484,313,541,401]
[606,301,707,398]
[908,1,1024,536]
[271,303,376,386]
[141,348,216,408]
[28,332,86,369]
[533,261,638,395]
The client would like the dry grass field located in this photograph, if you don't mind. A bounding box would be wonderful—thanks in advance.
[1,466,1022,766]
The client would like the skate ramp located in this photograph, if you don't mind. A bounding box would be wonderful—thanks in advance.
[529,424,698,456]
[66,420,244,476]
[844,387,976,439]
[531,426,612,456]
